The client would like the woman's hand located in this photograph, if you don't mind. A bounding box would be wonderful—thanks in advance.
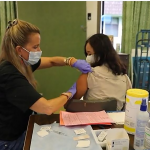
[72,59,92,73]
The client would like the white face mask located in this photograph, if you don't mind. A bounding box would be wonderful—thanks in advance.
[86,55,95,64]
[20,47,42,65]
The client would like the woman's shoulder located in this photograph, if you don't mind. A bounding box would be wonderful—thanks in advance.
[0,61,26,83]
[90,65,128,80]
[92,65,109,71]
[0,60,19,75]
[90,65,110,76]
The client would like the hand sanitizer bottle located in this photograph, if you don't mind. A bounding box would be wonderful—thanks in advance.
[144,118,150,149]
[134,99,149,150]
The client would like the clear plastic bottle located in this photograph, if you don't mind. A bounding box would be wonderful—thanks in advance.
[144,119,150,149]
[133,99,149,150]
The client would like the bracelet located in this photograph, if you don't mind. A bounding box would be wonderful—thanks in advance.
[66,57,70,65]
[68,57,75,66]
[64,57,71,65]
[64,57,74,66]
[61,92,71,100]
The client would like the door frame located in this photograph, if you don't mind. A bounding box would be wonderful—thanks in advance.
[86,1,101,38]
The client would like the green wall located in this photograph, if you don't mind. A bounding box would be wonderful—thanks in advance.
[17,1,86,99]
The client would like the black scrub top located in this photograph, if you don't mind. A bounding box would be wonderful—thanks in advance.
[0,60,42,141]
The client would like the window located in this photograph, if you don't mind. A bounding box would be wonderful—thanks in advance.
[100,1,123,52]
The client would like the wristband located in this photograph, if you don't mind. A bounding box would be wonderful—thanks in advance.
[61,92,71,100]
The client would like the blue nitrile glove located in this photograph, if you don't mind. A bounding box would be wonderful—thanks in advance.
[72,59,92,73]
[67,83,76,99]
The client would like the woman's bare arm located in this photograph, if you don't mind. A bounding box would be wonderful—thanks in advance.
[73,74,88,99]
[30,94,71,115]
[38,57,77,69]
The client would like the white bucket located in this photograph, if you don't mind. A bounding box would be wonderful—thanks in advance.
[124,89,149,135]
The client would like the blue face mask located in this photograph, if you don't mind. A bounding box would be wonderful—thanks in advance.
[20,47,42,65]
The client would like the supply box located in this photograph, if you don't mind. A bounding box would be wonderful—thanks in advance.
[106,128,129,150]
[91,129,110,147]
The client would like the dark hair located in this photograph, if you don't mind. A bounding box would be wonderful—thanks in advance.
[84,33,126,75]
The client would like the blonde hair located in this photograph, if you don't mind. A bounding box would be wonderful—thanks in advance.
[0,19,40,89]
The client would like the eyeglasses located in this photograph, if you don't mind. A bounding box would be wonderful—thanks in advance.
[7,19,18,30]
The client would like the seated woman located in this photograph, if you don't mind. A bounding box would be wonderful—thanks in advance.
[71,33,132,111]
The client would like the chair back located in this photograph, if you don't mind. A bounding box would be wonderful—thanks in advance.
[64,98,117,112]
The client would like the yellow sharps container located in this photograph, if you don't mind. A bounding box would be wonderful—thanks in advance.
[124,89,149,135]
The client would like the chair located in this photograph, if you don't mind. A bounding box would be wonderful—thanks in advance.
[64,98,117,112]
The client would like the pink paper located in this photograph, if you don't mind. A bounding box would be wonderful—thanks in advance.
[60,111,114,126]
